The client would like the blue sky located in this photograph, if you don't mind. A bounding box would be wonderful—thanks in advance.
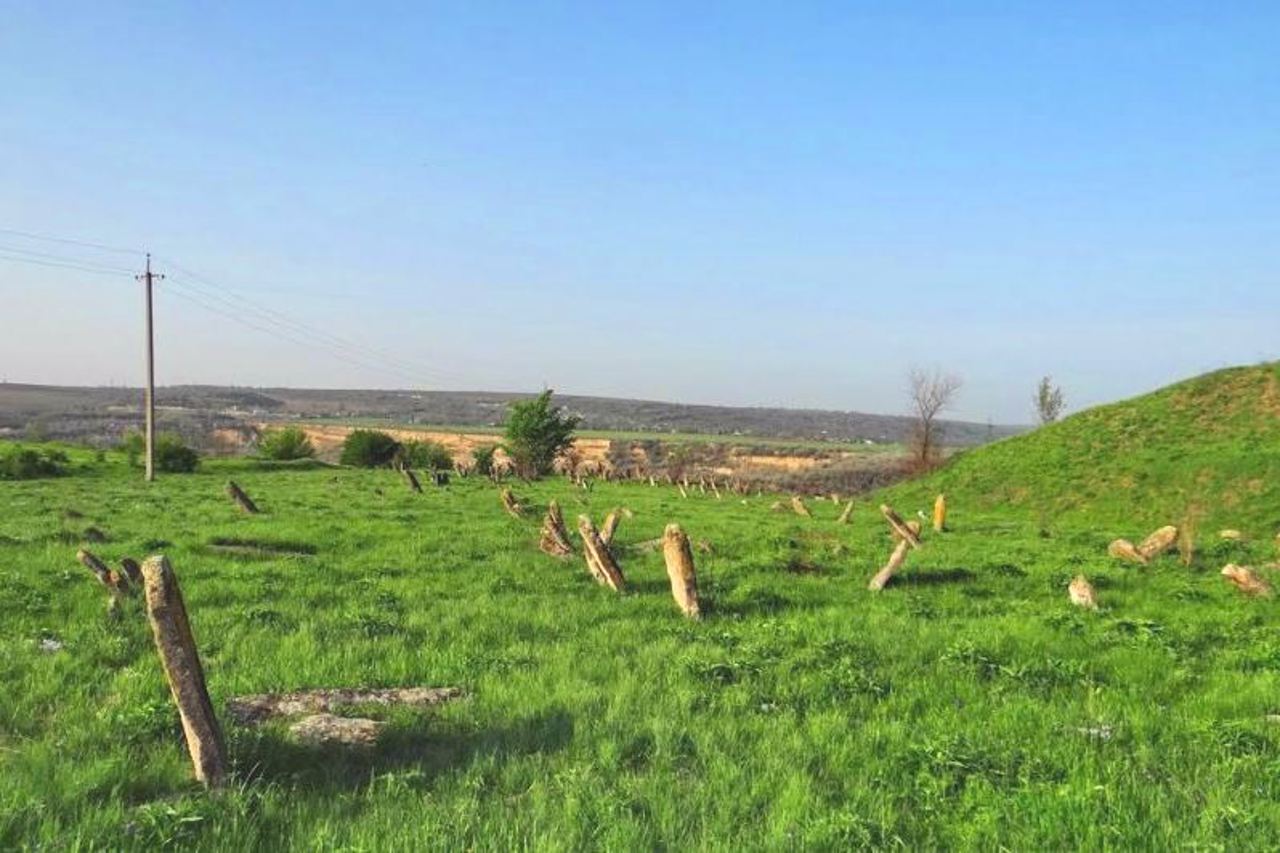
[1,2,1276,422]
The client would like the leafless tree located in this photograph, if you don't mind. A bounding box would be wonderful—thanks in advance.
[1033,376,1065,425]
[907,368,962,472]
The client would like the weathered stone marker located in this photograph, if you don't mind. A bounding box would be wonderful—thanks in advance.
[500,488,523,518]
[891,519,923,543]
[77,548,114,588]
[1068,575,1098,610]
[932,494,947,533]
[291,714,383,747]
[539,500,574,557]
[600,509,622,546]
[1222,564,1272,597]
[141,556,226,787]
[1137,525,1178,560]
[662,523,701,617]
[879,504,922,549]
[868,540,910,591]
[401,467,423,494]
[791,495,812,518]
[77,549,130,597]
[225,481,260,514]
[119,557,142,586]
[1107,538,1147,565]
[578,515,625,591]
[228,686,463,724]
[632,536,664,553]
[837,500,854,525]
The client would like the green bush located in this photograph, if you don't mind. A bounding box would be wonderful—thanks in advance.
[154,434,200,473]
[119,431,199,472]
[258,427,316,461]
[119,431,144,467]
[340,430,401,468]
[503,390,581,479]
[399,440,453,470]
[472,444,498,476]
[0,445,68,480]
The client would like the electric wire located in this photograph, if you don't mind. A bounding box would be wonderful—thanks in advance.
[156,256,461,382]
[0,227,142,256]
[161,279,427,385]
[0,251,135,278]
[1,226,469,387]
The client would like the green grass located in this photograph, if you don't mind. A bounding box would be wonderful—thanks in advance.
[887,361,1280,533]
[3,362,1280,851]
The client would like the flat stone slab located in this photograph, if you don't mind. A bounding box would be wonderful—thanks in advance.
[290,714,384,747]
[228,687,463,725]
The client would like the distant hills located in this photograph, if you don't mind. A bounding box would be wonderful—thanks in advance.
[0,383,1022,447]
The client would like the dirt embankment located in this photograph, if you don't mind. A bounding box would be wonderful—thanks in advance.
[249,422,906,495]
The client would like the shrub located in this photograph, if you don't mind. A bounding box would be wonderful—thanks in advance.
[340,430,401,468]
[120,431,145,466]
[154,434,200,473]
[118,431,199,472]
[399,440,453,470]
[0,445,68,480]
[503,390,581,479]
[258,426,316,461]
[472,444,498,476]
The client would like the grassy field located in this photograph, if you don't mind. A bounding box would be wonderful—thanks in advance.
[3,367,1280,850]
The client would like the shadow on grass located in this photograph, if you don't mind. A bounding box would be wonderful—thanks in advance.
[783,558,825,575]
[232,707,575,792]
[707,590,830,618]
[250,459,336,472]
[624,577,674,596]
[205,536,318,558]
[896,567,977,586]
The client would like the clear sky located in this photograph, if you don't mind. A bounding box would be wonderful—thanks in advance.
[2,2,1276,423]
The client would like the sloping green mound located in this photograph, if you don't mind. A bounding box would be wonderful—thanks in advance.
[886,362,1280,532]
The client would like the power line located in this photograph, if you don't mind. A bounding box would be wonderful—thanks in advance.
[0,250,135,278]
[163,273,451,384]
[2,226,477,387]
[0,243,138,274]
[162,279,414,379]
[161,281,427,384]
[159,256,449,374]
[0,227,142,256]
[156,258,468,383]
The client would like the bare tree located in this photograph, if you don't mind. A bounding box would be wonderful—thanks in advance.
[1033,376,1065,425]
[907,368,962,472]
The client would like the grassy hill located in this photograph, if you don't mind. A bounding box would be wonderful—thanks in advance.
[887,362,1280,534]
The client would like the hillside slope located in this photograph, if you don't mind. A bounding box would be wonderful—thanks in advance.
[886,362,1280,532]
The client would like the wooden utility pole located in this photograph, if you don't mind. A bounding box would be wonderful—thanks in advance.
[137,254,163,481]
